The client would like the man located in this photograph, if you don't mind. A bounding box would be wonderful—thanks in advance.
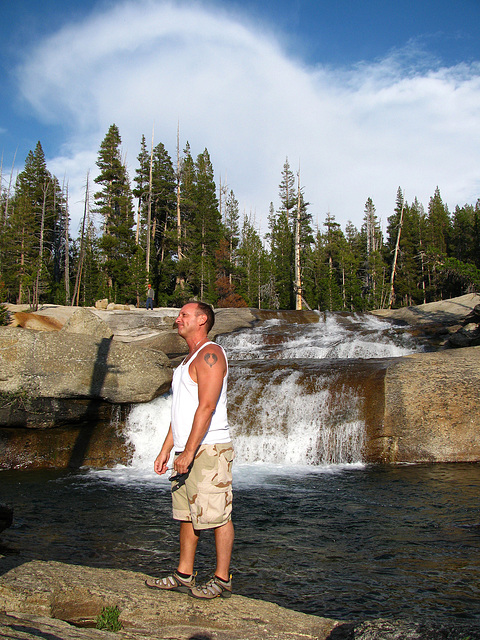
[145,301,234,599]
[146,284,154,310]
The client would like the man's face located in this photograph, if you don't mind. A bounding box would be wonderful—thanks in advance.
[175,303,203,338]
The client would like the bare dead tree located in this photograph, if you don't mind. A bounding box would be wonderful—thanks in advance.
[33,179,50,310]
[175,122,185,291]
[72,173,89,306]
[294,168,302,310]
[146,127,154,276]
[62,177,70,304]
[387,192,406,309]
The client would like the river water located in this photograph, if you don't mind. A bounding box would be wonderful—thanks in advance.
[1,312,479,623]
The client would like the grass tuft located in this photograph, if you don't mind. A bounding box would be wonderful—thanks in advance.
[96,605,122,632]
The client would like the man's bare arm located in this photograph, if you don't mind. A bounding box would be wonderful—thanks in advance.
[154,425,174,475]
[173,346,226,474]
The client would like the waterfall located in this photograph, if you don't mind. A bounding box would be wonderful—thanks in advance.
[124,395,172,471]
[218,312,418,360]
[114,311,420,474]
[228,365,364,465]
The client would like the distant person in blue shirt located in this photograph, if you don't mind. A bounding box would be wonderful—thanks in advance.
[146,284,154,310]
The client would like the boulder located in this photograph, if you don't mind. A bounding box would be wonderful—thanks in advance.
[211,307,257,337]
[461,303,480,326]
[366,346,480,463]
[133,329,188,356]
[0,403,132,469]
[92,308,178,343]
[61,308,113,340]
[106,303,131,311]
[447,303,480,348]
[0,326,171,405]
[0,560,340,640]
[371,293,480,327]
[447,326,480,348]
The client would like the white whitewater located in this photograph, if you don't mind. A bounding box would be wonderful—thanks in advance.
[227,365,365,465]
[218,312,418,360]
[111,312,421,476]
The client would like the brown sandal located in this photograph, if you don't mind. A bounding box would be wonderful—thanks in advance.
[145,571,195,593]
[189,575,232,599]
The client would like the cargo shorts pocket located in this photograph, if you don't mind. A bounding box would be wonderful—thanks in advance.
[190,445,234,529]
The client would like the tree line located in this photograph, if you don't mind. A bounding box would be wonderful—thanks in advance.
[1,123,479,311]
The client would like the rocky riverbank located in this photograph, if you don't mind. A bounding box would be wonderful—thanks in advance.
[0,560,339,640]
[1,560,479,640]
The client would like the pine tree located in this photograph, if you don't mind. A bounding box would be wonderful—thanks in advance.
[267,208,293,308]
[171,142,197,304]
[150,142,176,304]
[294,177,314,309]
[386,188,406,308]
[237,212,267,308]
[361,198,385,308]
[133,134,150,247]
[50,176,71,304]
[224,189,240,282]
[343,222,364,311]
[427,187,451,256]
[474,200,480,269]
[214,189,243,306]
[190,148,221,302]
[424,187,452,301]
[278,158,296,223]
[265,159,300,309]
[411,197,428,304]
[318,213,345,311]
[4,142,66,305]
[451,204,475,263]
[94,124,136,303]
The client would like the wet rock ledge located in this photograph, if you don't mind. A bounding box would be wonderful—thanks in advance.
[1,560,479,640]
[0,560,339,640]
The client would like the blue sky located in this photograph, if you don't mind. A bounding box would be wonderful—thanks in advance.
[1,0,480,235]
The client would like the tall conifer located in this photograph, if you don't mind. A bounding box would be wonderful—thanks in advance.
[94,124,136,302]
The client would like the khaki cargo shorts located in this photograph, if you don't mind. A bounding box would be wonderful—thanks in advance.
[171,443,234,530]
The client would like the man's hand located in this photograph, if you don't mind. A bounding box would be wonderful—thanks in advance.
[174,449,195,475]
[154,450,170,475]
[154,426,174,475]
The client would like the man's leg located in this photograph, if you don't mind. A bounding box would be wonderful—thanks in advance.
[214,520,234,581]
[178,521,200,576]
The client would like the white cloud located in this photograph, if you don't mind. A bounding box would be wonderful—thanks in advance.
[17,0,480,236]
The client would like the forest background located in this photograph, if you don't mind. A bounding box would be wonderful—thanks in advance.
[1,122,479,313]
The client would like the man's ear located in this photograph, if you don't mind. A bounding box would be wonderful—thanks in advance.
[197,313,208,327]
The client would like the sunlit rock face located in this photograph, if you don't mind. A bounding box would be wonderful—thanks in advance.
[0,326,172,405]
[367,346,480,463]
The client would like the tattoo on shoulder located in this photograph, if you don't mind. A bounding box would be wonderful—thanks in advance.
[204,352,218,368]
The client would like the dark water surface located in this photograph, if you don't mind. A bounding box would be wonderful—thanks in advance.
[1,462,480,623]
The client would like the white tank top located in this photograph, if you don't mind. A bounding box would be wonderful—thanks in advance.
[171,342,230,451]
